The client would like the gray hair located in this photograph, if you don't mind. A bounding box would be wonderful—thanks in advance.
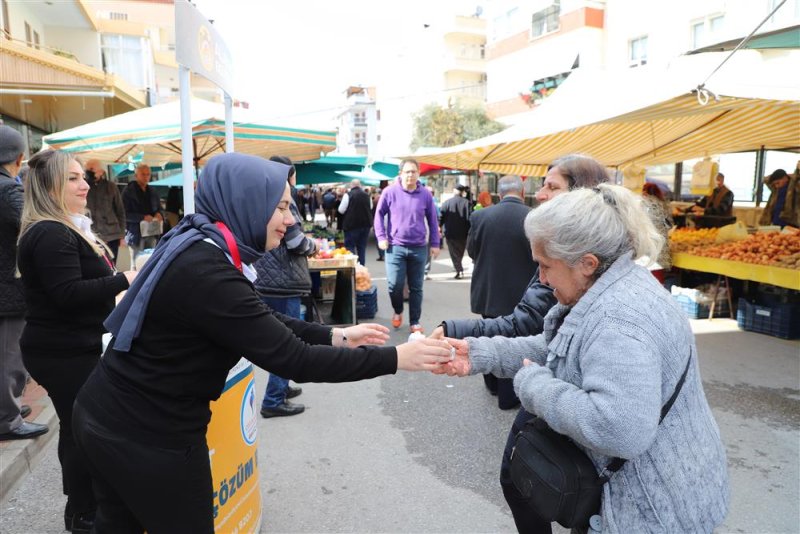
[498,175,524,197]
[524,184,664,277]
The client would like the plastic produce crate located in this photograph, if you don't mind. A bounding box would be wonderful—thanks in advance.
[736,298,800,339]
[356,285,378,319]
[672,293,729,320]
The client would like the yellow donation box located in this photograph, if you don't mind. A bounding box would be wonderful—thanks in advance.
[208,359,262,533]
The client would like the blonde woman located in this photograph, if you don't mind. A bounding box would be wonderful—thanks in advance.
[17,149,135,533]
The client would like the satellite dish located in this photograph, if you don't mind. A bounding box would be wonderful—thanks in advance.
[475,5,483,17]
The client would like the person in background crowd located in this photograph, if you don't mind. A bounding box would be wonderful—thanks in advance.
[322,188,337,227]
[371,187,385,261]
[440,184,729,533]
[439,184,470,279]
[424,184,440,281]
[467,175,536,410]
[374,159,440,334]
[295,187,308,222]
[473,190,494,211]
[759,166,800,228]
[642,182,674,270]
[254,155,316,418]
[0,125,49,442]
[72,153,452,533]
[335,186,346,230]
[18,150,135,533]
[432,153,609,533]
[338,179,373,266]
[122,163,163,266]
[164,186,182,231]
[84,159,126,261]
[690,172,734,216]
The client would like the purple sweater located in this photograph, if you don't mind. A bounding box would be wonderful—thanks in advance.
[374,179,440,248]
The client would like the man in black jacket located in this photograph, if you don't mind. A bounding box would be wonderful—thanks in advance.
[0,125,49,441]
[467,175,537,409]
[438,185,471,279]
[338,179,372,266]
[254,156,316,417]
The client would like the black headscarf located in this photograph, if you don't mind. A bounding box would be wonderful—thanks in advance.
[105,153,289,352]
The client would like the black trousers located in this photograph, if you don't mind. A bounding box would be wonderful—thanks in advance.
[445,237,466,274]
[22,350,99,513]
[501,407,553,534]
[72,401,214,534]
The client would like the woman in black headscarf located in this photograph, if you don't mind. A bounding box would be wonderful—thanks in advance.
[72,153,452,534]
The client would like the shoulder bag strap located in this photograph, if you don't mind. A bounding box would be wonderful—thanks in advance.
[215,222,242,272]
[602,350,694,477]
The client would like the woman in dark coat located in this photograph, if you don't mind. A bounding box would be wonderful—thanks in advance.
[17,149,136,533]
[72,153,451,534]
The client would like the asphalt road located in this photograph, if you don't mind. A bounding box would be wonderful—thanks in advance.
[1,246,798,534]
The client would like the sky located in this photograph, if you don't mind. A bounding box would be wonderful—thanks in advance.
[192,0,483,128]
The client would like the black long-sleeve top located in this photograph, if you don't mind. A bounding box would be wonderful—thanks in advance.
[18,221,129,357]
[78,241,397,447]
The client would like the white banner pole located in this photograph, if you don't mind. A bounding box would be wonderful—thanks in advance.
[224,93,234,153]
[179,65,195,215]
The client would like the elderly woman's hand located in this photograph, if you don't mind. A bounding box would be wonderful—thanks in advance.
[396,338,453,371]
[430,338,471,376]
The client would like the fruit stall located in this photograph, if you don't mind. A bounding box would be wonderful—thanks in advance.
[668,228,800,338]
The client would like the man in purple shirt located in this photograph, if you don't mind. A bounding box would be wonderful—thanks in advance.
[374,159,440,333]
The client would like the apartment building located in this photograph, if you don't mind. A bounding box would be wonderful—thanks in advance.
[0,0,218,155]
[375,10,488,157]
[337,86,378,156]
[485,0,799,123]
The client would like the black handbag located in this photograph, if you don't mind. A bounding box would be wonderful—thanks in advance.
[510,354,692,528]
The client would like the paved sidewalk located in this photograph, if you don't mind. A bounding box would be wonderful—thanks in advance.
[0,380,58,504]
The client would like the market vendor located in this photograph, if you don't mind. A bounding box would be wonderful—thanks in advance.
[758,166,799,229]
[689,172,734,216]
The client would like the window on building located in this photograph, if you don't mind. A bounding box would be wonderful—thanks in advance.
[491,6,518,41]
[691,21,705,49]
[101,33,154,89]
[33,30,39,49]
[24,21,31,46]
[629,35,648,67]
[531,1,560,39]
[691,14,725,49]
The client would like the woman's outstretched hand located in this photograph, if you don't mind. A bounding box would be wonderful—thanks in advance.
[430,338,471,376]
[396,338,454,372]
[337,324,390,347]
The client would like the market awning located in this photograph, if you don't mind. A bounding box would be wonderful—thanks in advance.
[412,50,800,176]
[43,98,337,166]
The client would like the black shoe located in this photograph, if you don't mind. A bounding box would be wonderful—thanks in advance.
[20,405,31,419]
[260,401,305,418]
[66,510,95,533]
[376,257,385,261]
[286,385,303,399]
[0,421,49,441]
[454,272,463,279]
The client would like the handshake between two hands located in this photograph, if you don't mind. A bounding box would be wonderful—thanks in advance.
[335,323,470,376]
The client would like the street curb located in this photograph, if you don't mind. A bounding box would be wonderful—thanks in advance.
[0,403,58,505]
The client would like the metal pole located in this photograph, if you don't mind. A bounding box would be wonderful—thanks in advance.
[179,66,195,215]
[673,162,683,201]
[224,92,234,153]
[754,146,766,206]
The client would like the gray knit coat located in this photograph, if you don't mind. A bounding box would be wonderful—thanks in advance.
[468,253,729,533]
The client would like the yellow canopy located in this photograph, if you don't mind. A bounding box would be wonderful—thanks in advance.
[413,50,800,176]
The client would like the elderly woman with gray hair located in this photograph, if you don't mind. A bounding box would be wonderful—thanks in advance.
[441,184,729,533]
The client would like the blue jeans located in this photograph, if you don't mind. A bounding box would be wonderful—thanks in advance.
[260,296,302,408]
[385,244,426,325]
[344,227,370,266]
